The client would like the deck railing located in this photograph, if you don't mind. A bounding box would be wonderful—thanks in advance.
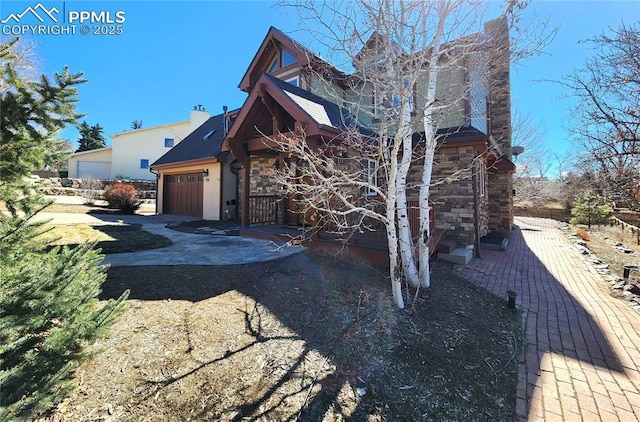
[249,195,279,224]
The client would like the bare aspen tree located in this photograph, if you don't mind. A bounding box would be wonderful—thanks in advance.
[268,0,549,308]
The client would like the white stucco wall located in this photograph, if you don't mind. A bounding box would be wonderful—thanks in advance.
[68,147,113,178]
[221,156,239,220]
[110,110,210,181]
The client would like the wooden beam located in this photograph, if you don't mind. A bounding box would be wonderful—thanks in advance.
[241,150,251,228]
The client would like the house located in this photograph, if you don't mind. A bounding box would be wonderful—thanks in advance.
[153,18,515,260]
[67,109,210,180]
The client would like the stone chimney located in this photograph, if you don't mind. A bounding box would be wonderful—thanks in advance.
[485,16,512,159]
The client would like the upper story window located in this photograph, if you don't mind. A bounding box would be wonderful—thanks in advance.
[373,77,414,120]
[282,50,296,67]
[364,159,378,196]
[267,49,297,74]
[164,137,175,148]
[140,159,150,169]
[268,56,278,73]
[285,76,299,87]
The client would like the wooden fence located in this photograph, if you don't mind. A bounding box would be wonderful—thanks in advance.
[611,217,640,245]
[514,207,571,222]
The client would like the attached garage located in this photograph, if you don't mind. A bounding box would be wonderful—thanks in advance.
[163,173,204,217]
[151,115,237,220]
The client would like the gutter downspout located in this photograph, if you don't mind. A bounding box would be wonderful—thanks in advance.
[471,156,481,259]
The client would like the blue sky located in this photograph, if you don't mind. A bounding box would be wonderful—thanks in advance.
[1,0,639,169]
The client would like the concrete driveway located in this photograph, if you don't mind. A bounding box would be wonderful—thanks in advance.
[36,212,304,267]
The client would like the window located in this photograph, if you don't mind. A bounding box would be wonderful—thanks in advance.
[164,137,174,148]
[364,159,377,196]
[373,77,414,119]
[281,50,296,67]
[268,56,278,73]
[477,160,486,198]
[285,76,299,87]
[140,159,149,169]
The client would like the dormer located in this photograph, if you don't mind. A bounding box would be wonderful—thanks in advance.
[239,27,312,93]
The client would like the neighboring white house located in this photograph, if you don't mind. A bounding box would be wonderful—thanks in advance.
[67,109,210,180]
[67,147,112,179]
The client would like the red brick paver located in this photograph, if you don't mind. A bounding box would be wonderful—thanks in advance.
[455,217,640,421]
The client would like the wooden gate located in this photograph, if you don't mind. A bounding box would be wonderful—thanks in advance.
[163,173,204,218]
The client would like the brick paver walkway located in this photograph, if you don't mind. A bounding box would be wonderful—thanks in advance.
[455,217,640,421]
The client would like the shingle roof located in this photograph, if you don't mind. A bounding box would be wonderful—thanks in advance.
[151,114,226,167]
[263,73,376,137]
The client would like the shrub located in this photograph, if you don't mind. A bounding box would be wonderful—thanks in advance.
[0,214,128,419]
[570,190,611,228]
[103,183,142,213]
[78,178,103,205]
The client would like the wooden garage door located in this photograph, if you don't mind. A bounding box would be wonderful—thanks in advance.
[163,173,204,218]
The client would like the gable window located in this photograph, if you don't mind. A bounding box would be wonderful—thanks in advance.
[140,159,149,169]
[282,50,296,67]
[268,56,278,73]
[285,76,299,87]
[164,137,175,148]
[364,159,377,196]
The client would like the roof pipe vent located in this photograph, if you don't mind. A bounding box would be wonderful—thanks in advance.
[223,105,229,136]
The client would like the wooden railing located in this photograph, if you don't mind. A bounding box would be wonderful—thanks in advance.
[249,195,279,224]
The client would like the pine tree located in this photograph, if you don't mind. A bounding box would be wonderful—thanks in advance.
[0,37,128,419]
[75,121,106,152]
[570,190,611,228]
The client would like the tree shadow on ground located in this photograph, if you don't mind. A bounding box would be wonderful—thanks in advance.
[98,250,521,421]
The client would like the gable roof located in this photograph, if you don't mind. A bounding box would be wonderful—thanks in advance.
[265,73,373,135]
[239,26,347,93]
[151,114,227,168]
[226,72,374,149]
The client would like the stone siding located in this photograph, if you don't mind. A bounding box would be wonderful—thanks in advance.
[249,156,279,196]
[408,146,490,246]
[485,16,514,231]
[238,155,284,225]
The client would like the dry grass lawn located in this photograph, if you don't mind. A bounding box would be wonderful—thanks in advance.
[39,252,521,421]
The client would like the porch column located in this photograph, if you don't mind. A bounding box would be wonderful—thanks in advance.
[241,154,251,227]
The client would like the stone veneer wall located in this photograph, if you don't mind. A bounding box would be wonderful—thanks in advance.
[249,156,279,195]
[485,16,514,232]
[409,145,490,246]
[487,171,513,232]
[238,155,284,225]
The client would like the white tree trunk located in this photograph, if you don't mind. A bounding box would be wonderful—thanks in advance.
[396,105,420,288]
[418,2,446,288]
[386,184,405,308]
[418,143,435,288]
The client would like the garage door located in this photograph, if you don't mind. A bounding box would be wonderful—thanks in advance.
[163,173,204,218]
[77,161,111,179]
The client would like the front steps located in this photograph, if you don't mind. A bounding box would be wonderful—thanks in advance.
[435,236,473,265]
[438,246,474,265]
